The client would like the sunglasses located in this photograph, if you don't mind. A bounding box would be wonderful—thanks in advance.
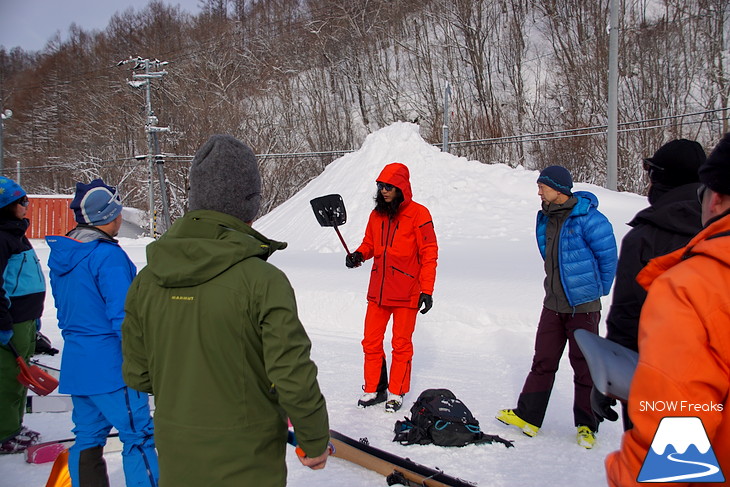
[697,184,707,204]
[377,182,395,192]
[17,196,29,207]
[642,158,665,178]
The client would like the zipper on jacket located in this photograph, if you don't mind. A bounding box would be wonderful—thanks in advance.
[391,266,415,278]
[10,253,27,295]
[378,218,393,305]
[389,221,399,247]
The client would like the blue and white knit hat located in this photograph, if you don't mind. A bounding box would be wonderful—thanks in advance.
[70,179,123,226]
[0,177,26,209]
[537,165,573,196]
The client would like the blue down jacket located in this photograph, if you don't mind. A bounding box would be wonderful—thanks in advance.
[536,191,617,307]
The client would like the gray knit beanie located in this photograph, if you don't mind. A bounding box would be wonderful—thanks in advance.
[188,135,262,222]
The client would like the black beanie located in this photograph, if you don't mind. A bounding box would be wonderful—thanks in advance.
[699,132,730,195]
[188,135,262,222]
[645,139,705,187]
[537,165,573,196]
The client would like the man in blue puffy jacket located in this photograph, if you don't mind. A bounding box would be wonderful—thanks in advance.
[497,166,617,449]
[46,179,158,487]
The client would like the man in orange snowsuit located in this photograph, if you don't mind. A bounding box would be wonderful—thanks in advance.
[346,163,438,413]
[606,134,730,486]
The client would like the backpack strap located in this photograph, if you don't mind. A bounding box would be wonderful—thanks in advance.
[474,433,515,448]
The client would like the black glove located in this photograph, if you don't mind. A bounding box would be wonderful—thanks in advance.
[418,293,433,314]
[345,251,363,268]
[591,386,618,422]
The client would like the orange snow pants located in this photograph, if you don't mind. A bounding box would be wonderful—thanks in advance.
[362,302,418,396]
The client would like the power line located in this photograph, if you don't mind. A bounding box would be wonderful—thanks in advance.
[11,107,728,174]
[448,107,730,147]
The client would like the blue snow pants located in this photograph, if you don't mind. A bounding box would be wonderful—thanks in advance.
[70,386,158,487]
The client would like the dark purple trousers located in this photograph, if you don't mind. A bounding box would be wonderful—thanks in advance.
[515,307,600,430]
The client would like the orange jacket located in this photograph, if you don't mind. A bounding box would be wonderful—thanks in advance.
[355,163,438,308]
[605,213,730,486]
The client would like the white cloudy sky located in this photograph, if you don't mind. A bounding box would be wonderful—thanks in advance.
[0,0,202,51]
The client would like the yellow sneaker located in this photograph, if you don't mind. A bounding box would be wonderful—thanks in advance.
[577,426,596,449]
[495,409,539,437]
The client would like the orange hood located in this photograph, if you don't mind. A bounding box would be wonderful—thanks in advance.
[376,163,412,205]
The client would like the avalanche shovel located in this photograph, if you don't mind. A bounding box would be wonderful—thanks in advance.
[574,329,637,402]
[310,194,352,255]
[7,342,59,396]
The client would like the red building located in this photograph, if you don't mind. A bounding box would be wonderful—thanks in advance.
[26,196,75,239]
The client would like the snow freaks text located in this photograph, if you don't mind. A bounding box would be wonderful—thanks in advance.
[639,401,724,413]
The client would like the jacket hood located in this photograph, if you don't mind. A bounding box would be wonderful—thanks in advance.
[629,183,701,237]
[0,217,29,237]
[571,191,599,215]
[45,235,111,276]
[377,163,412,205]
[144,210,287,288]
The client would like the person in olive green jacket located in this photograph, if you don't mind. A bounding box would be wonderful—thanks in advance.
[122,135,330,487]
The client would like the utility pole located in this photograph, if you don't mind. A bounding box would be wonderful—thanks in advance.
[606,0,619,190]
[118,57,172,236]
[0,109,12,176]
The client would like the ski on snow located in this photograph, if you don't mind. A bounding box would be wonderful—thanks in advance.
[290,428,477,487]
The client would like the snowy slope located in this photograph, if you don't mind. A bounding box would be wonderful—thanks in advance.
[2,122,646,487]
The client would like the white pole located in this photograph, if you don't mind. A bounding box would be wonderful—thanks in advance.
[442,83,451,153]
[606,0,619,190]
[0,109,12,177]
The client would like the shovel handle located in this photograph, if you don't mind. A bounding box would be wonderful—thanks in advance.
[7,341,22,358]
[333,225,352,255]
[7,341,58,396]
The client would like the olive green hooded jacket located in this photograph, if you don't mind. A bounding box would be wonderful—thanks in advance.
[122,210,329,486]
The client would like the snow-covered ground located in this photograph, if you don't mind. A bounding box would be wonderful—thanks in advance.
[1,122,646,486]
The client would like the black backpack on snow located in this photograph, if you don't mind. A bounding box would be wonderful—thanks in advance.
[393,388,513,448]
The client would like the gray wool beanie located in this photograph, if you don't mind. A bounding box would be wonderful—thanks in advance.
[188,134,262,222]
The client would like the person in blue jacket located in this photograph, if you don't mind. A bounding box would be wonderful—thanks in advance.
[497,166,617,449]
[46,179,158,486]
[0,178,46,454]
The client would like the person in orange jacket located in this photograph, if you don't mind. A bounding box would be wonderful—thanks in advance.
[605,134,730,486]
[346,162,438,413]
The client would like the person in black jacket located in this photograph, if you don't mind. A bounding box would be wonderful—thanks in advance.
[0,178,46,454]
[595,139,706,430]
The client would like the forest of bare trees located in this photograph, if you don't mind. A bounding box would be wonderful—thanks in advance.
[0,0,728,229]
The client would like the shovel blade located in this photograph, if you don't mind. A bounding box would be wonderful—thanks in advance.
[310,194,347,227]
[16,358,59,396]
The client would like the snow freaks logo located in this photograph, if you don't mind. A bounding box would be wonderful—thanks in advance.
[637,417,725,483]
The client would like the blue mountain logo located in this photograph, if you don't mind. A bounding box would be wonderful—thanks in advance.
[638,417,725,483]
